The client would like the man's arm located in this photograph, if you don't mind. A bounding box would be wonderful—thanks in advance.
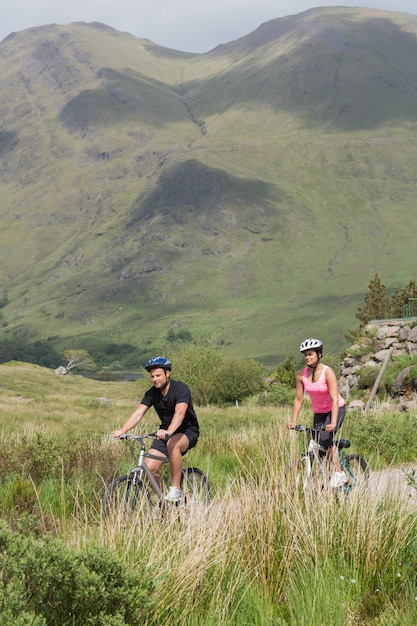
[157,402,188,439]
[113,403,149,437]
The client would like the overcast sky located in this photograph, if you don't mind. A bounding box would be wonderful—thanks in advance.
[1,1,416,53]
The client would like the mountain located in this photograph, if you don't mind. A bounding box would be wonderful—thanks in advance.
[1,7,417,368]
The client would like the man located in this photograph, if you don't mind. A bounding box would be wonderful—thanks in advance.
[113,356,200,501]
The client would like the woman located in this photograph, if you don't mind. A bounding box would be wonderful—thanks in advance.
[289,338,347,488]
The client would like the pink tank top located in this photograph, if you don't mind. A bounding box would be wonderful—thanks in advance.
[302,365,345,413]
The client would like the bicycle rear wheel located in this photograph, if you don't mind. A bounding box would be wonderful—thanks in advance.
[181,467,211,508]
[343,454,369,492]
[103,473,154,521]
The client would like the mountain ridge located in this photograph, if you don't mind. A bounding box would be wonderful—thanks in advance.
[1,7,417,367]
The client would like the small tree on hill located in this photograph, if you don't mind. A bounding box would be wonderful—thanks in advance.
[62,349,97,372]
[388,278,417,318]
[355,273,389,325]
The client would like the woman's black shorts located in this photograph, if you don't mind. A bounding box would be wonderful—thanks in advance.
[313,405,346,450]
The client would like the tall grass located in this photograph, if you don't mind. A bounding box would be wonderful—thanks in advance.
[69,422,417,625]
[1,364,417,623]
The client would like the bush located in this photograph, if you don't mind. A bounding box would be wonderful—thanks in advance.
[267,353,297,389]
[0,431,124,484]
[213,358,264,404]
[343,409,417,464]
[257,384,295,407]
[172,345,264,405]
[358,366,379,390]
[0,522,155,625]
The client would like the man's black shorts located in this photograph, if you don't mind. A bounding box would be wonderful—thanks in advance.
[149,427,199,457]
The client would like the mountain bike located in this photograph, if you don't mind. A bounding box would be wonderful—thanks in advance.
[103,433,211,522]
[289,424,369,493]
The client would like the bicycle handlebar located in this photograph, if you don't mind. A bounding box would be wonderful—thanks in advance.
[116,433,157,442]
[293,425,324,435]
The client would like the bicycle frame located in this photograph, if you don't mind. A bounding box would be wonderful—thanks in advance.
[121,433,168,500]
[300,439,328,485]
[103,433,211,519]
[292,424,369,493]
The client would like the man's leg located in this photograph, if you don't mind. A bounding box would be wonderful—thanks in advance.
[145,452,167,491]
[166,433,189,489]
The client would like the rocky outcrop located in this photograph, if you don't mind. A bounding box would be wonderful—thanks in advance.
[339,319,417,393]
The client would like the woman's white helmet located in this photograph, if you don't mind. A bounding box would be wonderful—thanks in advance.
[299,338,323,353]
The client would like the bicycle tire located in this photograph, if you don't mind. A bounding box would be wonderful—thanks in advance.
[180,467,211,507]
[103,474,154,520]
[342,454,369,491]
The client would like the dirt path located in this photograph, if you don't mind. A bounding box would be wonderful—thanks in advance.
[368,465,417,500]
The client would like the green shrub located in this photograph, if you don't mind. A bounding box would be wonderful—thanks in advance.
[257,384,295,407]
[358,366,379,390]
[382,355,417,393]
[267,353,297,389]
[0,431,124,483]
[213,358,264,404]
[358,355,417,396]
[172,345,264,405]
[343,409,417,464]
[0,522,155,625]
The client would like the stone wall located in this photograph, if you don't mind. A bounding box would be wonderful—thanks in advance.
[339,319,417,393]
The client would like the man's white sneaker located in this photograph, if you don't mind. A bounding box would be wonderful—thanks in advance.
[330,471,348,488]
[164,486,182,502]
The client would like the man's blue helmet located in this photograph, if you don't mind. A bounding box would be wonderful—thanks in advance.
[144,356,172,371]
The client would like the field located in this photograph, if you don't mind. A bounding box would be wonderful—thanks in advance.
[1,361,417,625]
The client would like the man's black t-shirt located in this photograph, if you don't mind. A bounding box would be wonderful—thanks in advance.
[140,379,199,434]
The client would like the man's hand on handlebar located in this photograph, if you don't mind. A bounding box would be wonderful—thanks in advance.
[156,429,171,440]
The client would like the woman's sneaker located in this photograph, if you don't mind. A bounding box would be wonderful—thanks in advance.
[164,486,182,502]
[330,471,348,488]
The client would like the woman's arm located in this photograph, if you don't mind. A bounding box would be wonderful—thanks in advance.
[325,367,340,431]
[289,372,304,428]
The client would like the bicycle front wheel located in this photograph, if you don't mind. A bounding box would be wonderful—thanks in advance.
[181,467,211,508]
[103,474,154,521]
[343,454,369,491]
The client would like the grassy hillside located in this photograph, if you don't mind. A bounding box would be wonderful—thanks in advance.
[1,7,417,367]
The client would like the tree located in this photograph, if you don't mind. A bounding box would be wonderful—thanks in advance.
[172,345,264,406]
[62,349,97,372]
[355,273,389,325]
[173,345,224,406]
[213,357,264,404]
[388,278,417,318]
[267,353,297,388]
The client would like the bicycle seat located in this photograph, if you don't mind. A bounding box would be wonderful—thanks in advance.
[335,438,350,449]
